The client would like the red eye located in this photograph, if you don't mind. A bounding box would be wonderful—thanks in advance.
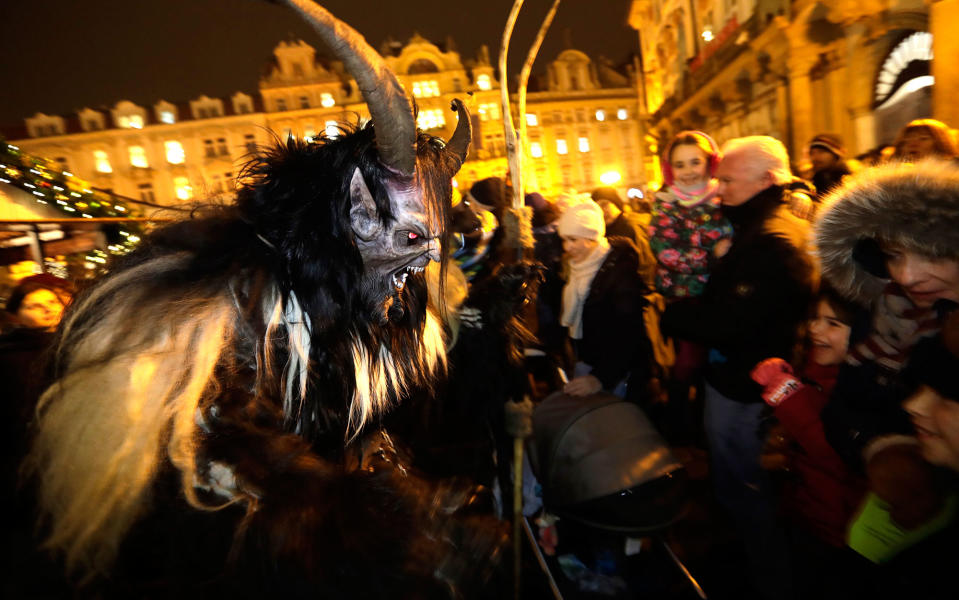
[408,232,419,240]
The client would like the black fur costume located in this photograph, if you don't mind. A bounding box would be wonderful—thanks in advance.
[22,2,506,597]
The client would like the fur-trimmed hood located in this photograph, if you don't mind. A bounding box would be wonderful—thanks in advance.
[814,159,959,304]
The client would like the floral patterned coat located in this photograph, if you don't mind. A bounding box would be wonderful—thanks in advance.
[647,187,732,300]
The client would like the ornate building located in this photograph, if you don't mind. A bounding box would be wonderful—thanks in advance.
[629,0,944,178]
[5,35,643,209]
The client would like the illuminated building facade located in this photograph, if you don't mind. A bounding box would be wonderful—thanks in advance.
[629,0,943,179]
[7,35,643,208]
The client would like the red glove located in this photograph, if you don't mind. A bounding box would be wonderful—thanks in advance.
[750,358,802,406]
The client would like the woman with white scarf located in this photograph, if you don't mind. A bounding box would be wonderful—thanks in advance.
[558,199,653,401]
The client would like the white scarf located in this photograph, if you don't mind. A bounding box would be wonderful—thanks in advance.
[561,237,611,339]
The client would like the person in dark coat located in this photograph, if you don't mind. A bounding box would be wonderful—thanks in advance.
[807,133,852,201]
[661,136,816,600]
[556,199,652,404]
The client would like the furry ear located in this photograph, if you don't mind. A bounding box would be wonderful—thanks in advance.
[350,167,381,241]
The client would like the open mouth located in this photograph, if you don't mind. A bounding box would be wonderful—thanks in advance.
[391,265,425,292]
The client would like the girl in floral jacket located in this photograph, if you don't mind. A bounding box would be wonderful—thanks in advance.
[648,131,732,301]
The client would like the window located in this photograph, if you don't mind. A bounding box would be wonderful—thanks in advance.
[325,120,339,139]
[525,113,538,127]
[579,137,590,153]
[129,146,149,168]
[165,141,185,164]
[217,138,228,156]
[118,114,144,129]
[530,142,543,158]
[299,96,310,109]
[556,139,568,155]
[292,63,304,77]
[477,103,500,122]
[138,183,155,203]
[94,150,112,173]
[412,80,440,98]
[86,119,101,131]
[204,139,216,158]
[244,134,256,153]
[416,109,446,130]
[236,102,251,114]
[476,74,492,90]
[198,107,209,119]
[320,92,335,108]
[276,98,287,112]
[617,108,628,120]
[160,110,175,124]
[595,109,606,121]
[174,176,192,201]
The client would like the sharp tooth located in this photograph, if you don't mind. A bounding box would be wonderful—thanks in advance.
[401,272,408,282]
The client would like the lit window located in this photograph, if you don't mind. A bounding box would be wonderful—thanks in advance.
[174,176,192,200]
[416,109,446,130]
[525,113,538,127]
[595,109,606,121]
[530,142,543,158]
[600,171,622,185]
[617,108,628,120]
[129,146,149,168]
[118,114,143,129]
[94,150,112,173]
[579,137,590,153]
[165,140,185,164]
[320,92,335,108]
[556,139,568,155]
[325,120,339,138]
[477,103,500,122]
[160,111,175,124]
[412,80,440,98]
[476,74,492,90]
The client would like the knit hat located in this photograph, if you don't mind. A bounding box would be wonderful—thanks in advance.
[590,187,624,211]
[557,199,605,240]
[526,193,558,228]
[808,134,845,159]
[468,177,506,216]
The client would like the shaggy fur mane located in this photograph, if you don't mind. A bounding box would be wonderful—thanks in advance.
[27,124,454,578]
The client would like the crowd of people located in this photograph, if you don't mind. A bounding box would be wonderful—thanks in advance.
[4,116,959,598]
[442,117,959,598]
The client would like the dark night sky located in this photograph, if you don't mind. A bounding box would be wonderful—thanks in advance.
[0,0,638,128]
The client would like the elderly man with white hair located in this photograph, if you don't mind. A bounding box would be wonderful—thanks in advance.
[661,135,816,600]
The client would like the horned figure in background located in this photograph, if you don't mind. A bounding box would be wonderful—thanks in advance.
[24,0,503,596]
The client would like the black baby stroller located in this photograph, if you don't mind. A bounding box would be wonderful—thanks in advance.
[525,391,706,599]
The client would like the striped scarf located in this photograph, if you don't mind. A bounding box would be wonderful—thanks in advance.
[846,283,941,372]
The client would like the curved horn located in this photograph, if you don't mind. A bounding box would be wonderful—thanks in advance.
[280,0,417,176]
[445,99,472,170]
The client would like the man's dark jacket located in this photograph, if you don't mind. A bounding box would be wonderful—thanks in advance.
[661,185,816,402]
